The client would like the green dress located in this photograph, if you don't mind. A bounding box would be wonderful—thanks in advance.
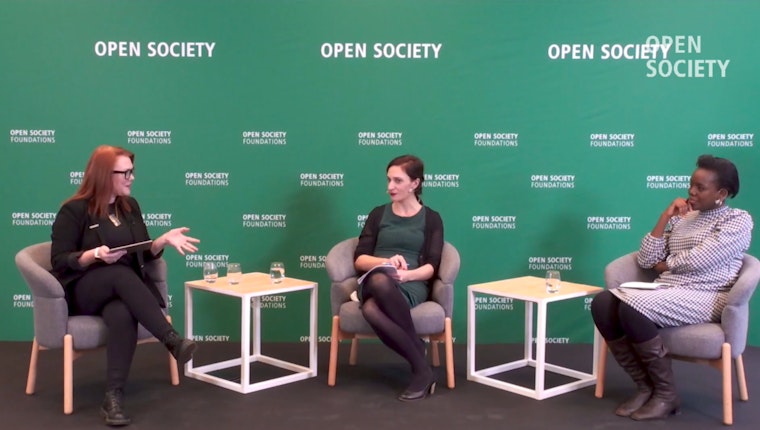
[369,204,428,307]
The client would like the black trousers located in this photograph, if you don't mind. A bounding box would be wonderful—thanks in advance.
[69,264,173,391]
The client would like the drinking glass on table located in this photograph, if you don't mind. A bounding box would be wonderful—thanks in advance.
[227,262,242,285]
[203,261,218,283]
[545,270,561,294]
[270,261,285,284]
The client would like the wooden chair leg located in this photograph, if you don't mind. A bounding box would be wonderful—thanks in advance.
[736,354,748,401]
[349,338,359,365]
[444,318,455,388]
[26,338,39,395]
[431,338,441,367]
[328,316,340,386]
[595,339,608,398]
[721,343,733,425]
[63,334,74,415]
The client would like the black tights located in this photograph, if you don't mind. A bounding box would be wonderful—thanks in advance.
[590,290,659,344]
[70,265,174,391]
[360,272,431,391]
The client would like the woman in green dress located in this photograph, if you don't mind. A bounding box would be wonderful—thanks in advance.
[354,155,444,401]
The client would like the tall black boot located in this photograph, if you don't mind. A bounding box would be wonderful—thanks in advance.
[630,336,680,420]
[161,329,197,366]
[101,388,131,427]
[607,336,653,417]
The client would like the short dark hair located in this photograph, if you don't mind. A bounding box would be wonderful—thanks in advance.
[696,154,740,198]
[387,155,424,199]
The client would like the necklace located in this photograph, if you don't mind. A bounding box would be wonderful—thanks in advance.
[108,206,121,227]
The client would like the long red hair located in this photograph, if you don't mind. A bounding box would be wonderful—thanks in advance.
[64,145,134,218]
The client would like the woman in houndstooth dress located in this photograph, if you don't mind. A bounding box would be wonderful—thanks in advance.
[591,155,753,421]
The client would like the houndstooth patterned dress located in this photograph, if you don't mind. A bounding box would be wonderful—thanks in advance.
[611,205,753,327]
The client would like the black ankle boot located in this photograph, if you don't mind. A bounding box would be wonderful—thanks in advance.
[161,330,197,366]
[101,388,131,427]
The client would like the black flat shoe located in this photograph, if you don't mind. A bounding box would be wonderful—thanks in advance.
[398,374,437,402]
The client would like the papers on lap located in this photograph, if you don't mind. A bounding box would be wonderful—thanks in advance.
[620,281,665,290]
[357,263,398,284]
[110,240,153,253]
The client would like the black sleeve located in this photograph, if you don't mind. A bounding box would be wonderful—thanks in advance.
[50,200,88,274]
[421,208,444,276]
[354,205,385,262]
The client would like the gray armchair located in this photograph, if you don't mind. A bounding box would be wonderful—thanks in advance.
[15,242,179,415]
[594,251,760,425]
[326,238,460,389]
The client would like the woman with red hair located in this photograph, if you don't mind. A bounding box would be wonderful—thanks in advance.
[51,145,200,426]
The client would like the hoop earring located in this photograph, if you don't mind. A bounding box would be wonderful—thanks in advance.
[715,199,723,206]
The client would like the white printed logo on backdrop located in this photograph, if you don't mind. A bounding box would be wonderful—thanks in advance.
[358,131,403,146]
[586,215,632,230]
[530,174,575,189]
[471,215,518,230]
[142,213,173,228]
[299,172,344,187]
[242,213,287,229]
[9,129,56,144]
[10,211,56,227]
[646,174,689,190]
[706,133,753,148]
[473,132,519,147]
[185,254,230,268]
[424,173,460,188]
[126,130,172,145]
[589,133,635,148]
[242,130,287,145]
[185,172,230,187]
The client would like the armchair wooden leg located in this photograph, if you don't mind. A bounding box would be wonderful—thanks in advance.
[349,338,359,365]
[431,338,441,367]
[444,318,454,389]
[595,339,608,398]
[328,316,340,386]
[26,338,39,395]
[736,354,748,401]
[63,334,74,415]
[721,343,733,425]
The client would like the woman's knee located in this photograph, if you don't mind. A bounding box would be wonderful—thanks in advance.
[101,300,137,329]
[362,272,396,296]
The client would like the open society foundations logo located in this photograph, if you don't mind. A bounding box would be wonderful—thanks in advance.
[242,131,287,145]
[11,211,56,226]
[472,215,517,230]
[706,133,753,148]
[587,215,632,230]
[299,255,326,269]
[424,173,460,188]
[358,131,403,146]
[299,172,344,187]
[589,133,635,148]
[646,174,689,189]
[126,130,172,145]
[242,213,286,228]
[142,213,173,227]
[473,132,518,147]
[185,254,229,268]
[185,172,229,187]
[528,256,573,271]
[530,174,575,189]
[9,129,56,143]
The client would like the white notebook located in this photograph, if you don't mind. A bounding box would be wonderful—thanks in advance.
[620,281,664,290]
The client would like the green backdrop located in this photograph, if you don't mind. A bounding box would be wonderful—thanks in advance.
[2,0,758,347]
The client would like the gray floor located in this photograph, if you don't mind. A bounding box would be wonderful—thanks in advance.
[2,340,757,429]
